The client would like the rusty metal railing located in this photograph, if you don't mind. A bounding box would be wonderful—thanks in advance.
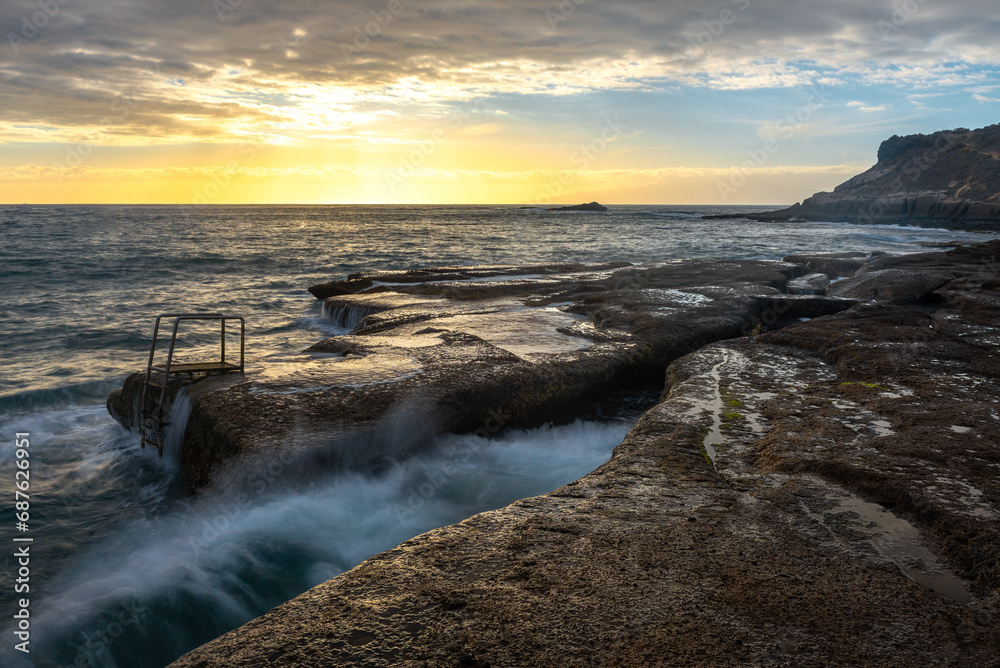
[139,313,245,454]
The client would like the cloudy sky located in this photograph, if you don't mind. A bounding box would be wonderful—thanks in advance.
[2,0,998,204]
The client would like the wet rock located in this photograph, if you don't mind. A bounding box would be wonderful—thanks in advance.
[321,293,439,331]
[111,259,834,491]
[781,251,881,279]
[107,370,214,435]
[829,268,956,303]
[786,272,830,295]
[307,263,629,300]
[828,242,1000,304]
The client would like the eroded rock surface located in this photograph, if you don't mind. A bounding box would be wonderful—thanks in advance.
[308,263,629,300]
[110,259,855,490]
[167,243,1000,666]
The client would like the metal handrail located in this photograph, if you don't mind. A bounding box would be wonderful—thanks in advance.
[139,313,245,453]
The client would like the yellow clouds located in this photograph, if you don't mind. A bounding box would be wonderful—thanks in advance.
[454,124,505,137]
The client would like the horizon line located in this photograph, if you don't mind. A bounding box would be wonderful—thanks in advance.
[0,202,791,208]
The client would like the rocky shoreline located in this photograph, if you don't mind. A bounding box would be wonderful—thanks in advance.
[106,241,1000,666]
[108,259,852,490]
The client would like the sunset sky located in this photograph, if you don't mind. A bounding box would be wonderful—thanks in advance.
[2,0,998,205]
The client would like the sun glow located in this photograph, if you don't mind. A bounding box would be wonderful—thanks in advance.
[4,1,999,204]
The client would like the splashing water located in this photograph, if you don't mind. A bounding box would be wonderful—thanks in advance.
[1,408,637,667]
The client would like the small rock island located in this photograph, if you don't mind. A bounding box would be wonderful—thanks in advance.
[548,201,609,211]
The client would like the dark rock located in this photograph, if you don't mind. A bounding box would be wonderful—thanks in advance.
[829,269,956,303]
[781,251,883,279]
[308,262,629,300]
[750,294,857,326]
[786,273,830,295]
[320,293,436,331]
[828,241,1000,303]
[752,124,1000,229]
[547,201,609,212]
[911,240,965,248]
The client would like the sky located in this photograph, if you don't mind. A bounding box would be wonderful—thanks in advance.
[1,0,998,205]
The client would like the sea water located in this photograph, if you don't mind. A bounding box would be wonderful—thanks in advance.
[0,204,993,667]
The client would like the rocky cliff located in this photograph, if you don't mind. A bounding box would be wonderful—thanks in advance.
[758,124,1000,229]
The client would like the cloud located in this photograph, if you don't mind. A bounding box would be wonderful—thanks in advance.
[973,93,1000,103]
[847,101,888,112]
[0,0,998,147]
[906,92,945,108]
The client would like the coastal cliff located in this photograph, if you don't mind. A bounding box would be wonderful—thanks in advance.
[757,124,1000,229]
[168,241,1000,666]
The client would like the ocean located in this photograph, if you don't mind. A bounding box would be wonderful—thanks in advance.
[1,204,994,667]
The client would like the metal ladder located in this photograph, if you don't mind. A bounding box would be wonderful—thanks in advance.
[139,313,245,454]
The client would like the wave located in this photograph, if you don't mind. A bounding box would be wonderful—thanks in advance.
[61,327,149,351]
[0,379,121,415]
[806,220,955,233]
[321,302,383,332]
[619,209,708,221]
[645,211,705,219]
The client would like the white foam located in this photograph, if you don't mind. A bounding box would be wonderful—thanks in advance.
[9,418,633,666]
